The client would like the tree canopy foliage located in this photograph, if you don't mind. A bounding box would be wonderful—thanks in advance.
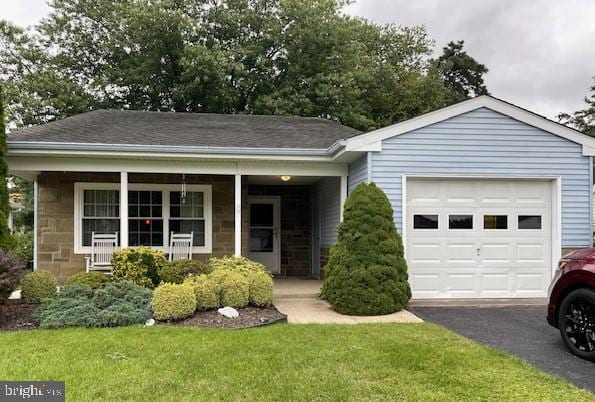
[559,76,595,137]
[0,0,488,131]
[0,84,14,249]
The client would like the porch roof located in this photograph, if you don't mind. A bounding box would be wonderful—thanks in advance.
[7,109,361,151]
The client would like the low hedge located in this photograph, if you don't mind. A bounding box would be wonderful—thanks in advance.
[33,281,153,329]
[21,271,57,304]
[184,275,219,311]
[159,259,210,284]
[65,272,111,289]
[151,283,197,321]
[112,247,167,288]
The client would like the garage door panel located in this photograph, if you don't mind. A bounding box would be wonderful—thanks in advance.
[480,243,510,262]
[408,243,441,263]
[407,178,553,299]
[516,244,545,262]
[446,243,476,263]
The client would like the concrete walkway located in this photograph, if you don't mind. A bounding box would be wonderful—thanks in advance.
[273,278,422,324]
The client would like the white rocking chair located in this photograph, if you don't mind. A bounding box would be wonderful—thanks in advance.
[85,232,119,273]
[169,232,193,261]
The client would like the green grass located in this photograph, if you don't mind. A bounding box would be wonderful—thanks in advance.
[0,323,592,401]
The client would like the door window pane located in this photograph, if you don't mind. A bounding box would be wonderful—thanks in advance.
[250,204,273,227]
[449,215,473,229]
[484,215,508,230]
[518,215,542,229]
[413,214,439,229]
[250,228,273,252]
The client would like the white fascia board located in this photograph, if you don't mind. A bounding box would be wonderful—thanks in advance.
[7,155,347,177]
[344,95,595,155]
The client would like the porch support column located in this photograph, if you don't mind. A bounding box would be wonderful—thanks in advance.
[340,174,348,222]
[120,171,129,248]
[234,174,242,257]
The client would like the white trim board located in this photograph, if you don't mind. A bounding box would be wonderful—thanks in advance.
[345,96,595,156]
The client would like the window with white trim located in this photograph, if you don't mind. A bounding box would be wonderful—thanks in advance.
[82,189,120,247]
[74,183,212,254]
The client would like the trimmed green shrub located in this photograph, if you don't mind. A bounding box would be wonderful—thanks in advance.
[151,283,197,321]
[210,269,249,309]
[321,183,411,315]
[21,271,58,304]
[13,231,33,269]
[208,256,268,275]
[0,250,25,302]
[65,272,111,289]
[246,270,273,307]
[184,275,219,311]
[112,247,167,288]
[33,281,153,329]
[159,259,210,284]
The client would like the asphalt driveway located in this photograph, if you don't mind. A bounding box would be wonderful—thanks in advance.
[409,305,595,394]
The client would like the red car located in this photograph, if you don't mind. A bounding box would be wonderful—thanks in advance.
[548,248,595,361]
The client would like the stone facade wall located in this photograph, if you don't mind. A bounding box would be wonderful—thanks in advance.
[248,185,312,276]
[36,172,249,283]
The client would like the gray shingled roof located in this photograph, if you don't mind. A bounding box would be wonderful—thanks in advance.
[7,109,361,150]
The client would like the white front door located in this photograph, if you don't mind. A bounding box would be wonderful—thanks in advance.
[406,178,553,299]
[248,196,281,274]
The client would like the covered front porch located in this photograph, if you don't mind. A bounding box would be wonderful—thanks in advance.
[10,160,348,282]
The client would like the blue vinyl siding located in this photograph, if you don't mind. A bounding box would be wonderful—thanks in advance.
[348,154,368,193]
[312,177,340,246]
[371,107,592,248]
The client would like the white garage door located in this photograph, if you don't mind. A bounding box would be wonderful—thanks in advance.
[406,178,554,299]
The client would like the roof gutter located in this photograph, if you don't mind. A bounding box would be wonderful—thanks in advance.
[7,140,348,157]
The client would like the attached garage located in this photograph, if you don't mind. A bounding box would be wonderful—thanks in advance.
[405,177,555,298]
[345,95,595,299]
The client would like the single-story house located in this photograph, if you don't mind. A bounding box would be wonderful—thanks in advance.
[7,95,595,299]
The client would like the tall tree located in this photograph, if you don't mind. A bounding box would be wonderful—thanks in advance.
[435,40,488,103]
[558,77,595,136]
[1,0,488,132]
[0,84,14,250]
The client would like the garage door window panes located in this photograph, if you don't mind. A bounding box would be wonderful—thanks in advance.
[518,215,542,229]
[449,215,473,229]
[413,214,439,229]
[483,215,508,230]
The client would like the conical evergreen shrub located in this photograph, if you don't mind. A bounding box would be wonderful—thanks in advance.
[321,182,411,315]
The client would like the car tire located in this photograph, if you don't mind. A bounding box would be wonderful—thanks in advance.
[558,288,595,361]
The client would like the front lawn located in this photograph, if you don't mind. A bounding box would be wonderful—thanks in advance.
[0,323,592,401]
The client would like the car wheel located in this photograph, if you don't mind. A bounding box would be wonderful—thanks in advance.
[558,288,595,361]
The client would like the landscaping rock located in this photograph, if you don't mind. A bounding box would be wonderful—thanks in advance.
[218,306,239,318]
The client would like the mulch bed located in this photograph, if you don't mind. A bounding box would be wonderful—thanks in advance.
[174,306,286,329]
[0,302,38,331]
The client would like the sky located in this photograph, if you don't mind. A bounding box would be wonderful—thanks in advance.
[3,0,595,119]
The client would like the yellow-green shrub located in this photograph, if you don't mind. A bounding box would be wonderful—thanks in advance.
[151,283,197,321]
[112,247,166,288]
[209,269,249,308]
[208,256,267,275]
[184,274,219,310]
[65,272,111,289]
[21,271,57,303]
[247,270,273,307]
[159,259,210,284]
